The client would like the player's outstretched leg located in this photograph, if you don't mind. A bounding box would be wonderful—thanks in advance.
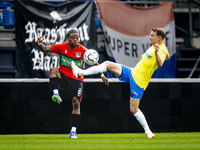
[71,61,107,78]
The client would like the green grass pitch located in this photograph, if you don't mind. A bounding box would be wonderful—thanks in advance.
[0,132,200,150]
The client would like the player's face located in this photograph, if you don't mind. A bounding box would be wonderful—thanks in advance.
[149,31,159,45]
[67,33,79,48]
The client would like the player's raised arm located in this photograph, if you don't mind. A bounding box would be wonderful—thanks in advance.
[165,53,170,61]
[154,44,164,68]
[37,36,51,52]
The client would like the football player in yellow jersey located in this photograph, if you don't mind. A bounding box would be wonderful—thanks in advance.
[71,28,170,138]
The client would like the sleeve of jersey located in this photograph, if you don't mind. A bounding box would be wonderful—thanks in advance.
[82,47,88,55]
[162,48,169,61]
[49,44,60,54]
[82,45,88,52]
[165,48,169,55]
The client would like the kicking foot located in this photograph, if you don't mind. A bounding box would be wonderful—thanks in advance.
[146,131,155,138]
[69,131,77,138]
[71,61,80,78]
[52,94,62,104]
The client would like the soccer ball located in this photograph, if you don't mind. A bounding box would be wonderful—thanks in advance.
[84,49,99,65]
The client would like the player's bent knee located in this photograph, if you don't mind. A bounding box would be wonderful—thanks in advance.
[130,108,138,115]
[104,61,114,70]
[73,98,80,109]
[104,60,111,66]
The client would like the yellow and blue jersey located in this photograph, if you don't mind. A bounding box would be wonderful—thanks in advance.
[131,43,169,90]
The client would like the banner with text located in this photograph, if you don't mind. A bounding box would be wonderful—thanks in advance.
[97,1,177,78]
[15,0,96,78]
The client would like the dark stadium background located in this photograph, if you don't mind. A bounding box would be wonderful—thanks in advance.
[0,0,200,134]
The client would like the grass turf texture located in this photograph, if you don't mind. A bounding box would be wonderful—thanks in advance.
[0,132,200,150]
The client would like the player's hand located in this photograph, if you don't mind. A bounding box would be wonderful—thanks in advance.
[37,36,45,46]
[154,44,160,53]
[102,76,109,86]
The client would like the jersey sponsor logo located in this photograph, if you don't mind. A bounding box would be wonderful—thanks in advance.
[59,54,83,68]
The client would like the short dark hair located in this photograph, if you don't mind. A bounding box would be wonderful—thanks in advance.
[152,28,166,40]
[67,29,79,37]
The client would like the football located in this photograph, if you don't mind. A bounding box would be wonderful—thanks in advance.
[84,49,99,65]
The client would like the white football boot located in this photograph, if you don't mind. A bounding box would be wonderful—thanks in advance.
[71,61,80,78]
[145,131,155,138]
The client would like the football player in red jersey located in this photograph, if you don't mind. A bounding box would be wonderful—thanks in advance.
[37,29,109,138]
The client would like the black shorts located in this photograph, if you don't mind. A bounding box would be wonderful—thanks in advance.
[58,71,83,102]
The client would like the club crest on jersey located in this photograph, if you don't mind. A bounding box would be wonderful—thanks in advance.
[76,52,81,58]
[65,50,67,54]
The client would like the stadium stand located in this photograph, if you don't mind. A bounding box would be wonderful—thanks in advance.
[45,2,62,6]
[0,14,4,26]
[96,14,102,29]
[0,1,14,9]
[0,1,9,9]
[0,0,15,78]
[2,9,15,29]
[0,0,200,78]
